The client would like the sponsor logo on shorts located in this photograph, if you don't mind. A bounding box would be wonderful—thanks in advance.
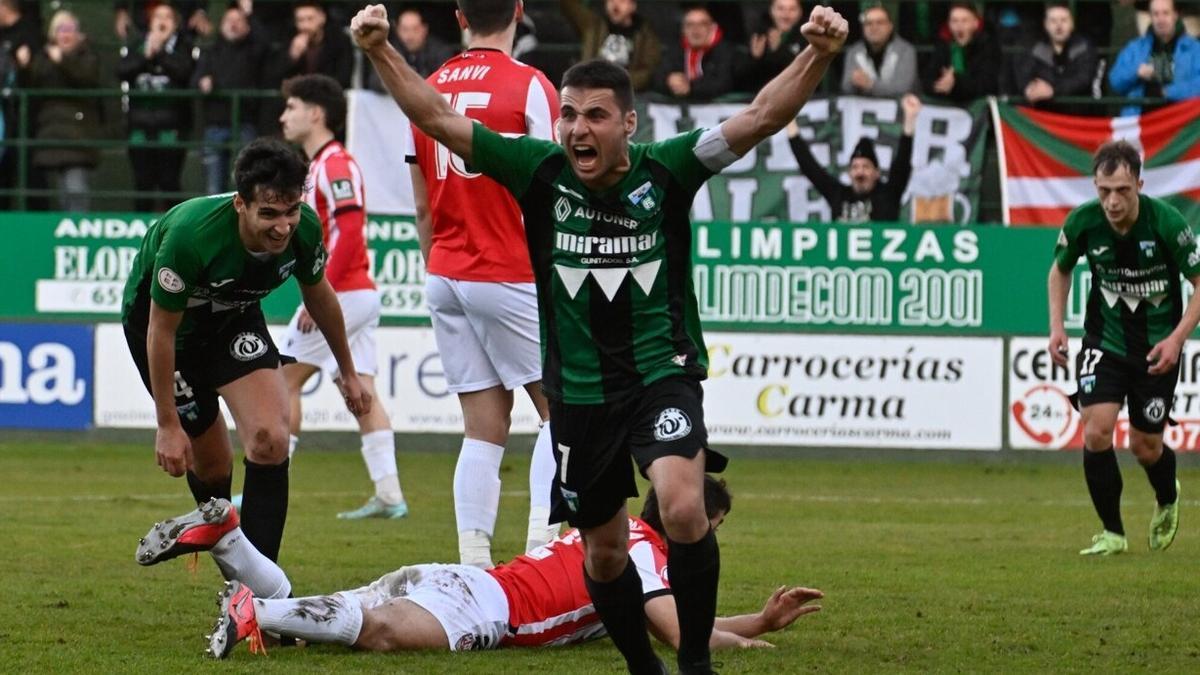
[671,354,687,367]
[654,407,692,442]
[560,486,580,513]
[176,401,199,421]
[210,278,235,288]
[454,634,479,651]
[1080,375,1096,394]
[1144,397,1166,424]
[157,267,185,293]
[230,332,268,361]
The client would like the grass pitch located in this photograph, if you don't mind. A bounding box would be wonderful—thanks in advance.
[2,437,1199,673]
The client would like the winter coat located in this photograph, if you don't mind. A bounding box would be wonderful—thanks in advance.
[658,38,737,101]
[922,32,1001,103]
[117,30,195,132]
[559,0,662,91]
[27,43,102,169]
[840,36,919,97]
[1109,30,1200,114]
[191,32,269,126]
[1005,33,1099,114]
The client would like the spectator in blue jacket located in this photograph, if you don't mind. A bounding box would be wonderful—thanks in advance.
[1109,0,1200,113]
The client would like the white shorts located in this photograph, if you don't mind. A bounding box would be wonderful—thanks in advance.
[346,563,510,652]
[425,274,541,393]
[281,289,380,377]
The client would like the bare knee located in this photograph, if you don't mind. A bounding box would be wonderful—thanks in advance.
[1130,433,1163,466]
[583,534,629,581]
[658,494,709,543]
[245,423,290,464]
[1083,422,1115,451]
[354,610,397,652]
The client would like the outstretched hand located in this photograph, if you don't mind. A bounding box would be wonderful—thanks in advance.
[351,4,391,51]
[800,6,849,56]
[760,586,824,632]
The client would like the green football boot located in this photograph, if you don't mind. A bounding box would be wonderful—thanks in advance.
[1149,480,1181,551]
[1079,530,1128,556]
[337,496,409,520]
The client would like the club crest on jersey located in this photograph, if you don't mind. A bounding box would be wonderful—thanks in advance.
[157,267,185,293]
[1080,375,1096,394]
[627,181,656,210]
[1144,397,1166,424]
[653,407,692,442]
[1179,229,1195,246]
[278,259,296,280]
[554,196,571,222]
[1139,240,1156,256]
[230,332,268,362]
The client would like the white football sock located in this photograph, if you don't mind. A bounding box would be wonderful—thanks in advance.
[287,435,298,462]
[361,430,404,505]
[210,527,292,599]
[253,592,363,646]
[526,421,559,552]
[454,438,504,567]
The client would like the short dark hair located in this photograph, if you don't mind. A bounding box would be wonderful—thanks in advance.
[561,59,635,112]
[294,1,325,13]
[948,1,980,17]
[399,7,428,25]
[639,475,732,538]
[282,74,346,134]
[234,139,309,204]
[1093,140,1142,178]
[455,0,517,36]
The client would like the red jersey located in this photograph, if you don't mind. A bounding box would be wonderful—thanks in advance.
[405,49,559,283]
[306,140,374,292]
[487,517,670,647]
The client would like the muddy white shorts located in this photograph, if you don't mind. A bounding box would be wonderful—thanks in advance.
[346,563,510,652]
[425,274,541,393]
[281,289,381,377]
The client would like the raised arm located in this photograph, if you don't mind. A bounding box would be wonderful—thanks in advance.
[351,5,475,161]
[720,6,848,156]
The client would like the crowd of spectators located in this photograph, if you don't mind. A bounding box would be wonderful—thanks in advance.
[3,0,1200,211]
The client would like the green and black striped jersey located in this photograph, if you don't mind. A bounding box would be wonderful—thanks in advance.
[1055,194,1200,358]
[471,123,737,404]
[122,194,326,350]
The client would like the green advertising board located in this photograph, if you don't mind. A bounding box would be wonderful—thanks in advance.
[6,212,1096,335]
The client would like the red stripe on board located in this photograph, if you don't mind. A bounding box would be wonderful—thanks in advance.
[1008,205,1075,226]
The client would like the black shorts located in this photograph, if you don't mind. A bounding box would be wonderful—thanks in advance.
[1075,337,1179,434]
[548,377,729,529]
[124,307,284,438]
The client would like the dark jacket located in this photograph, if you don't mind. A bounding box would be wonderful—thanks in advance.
[27,43,102,169]
[658,38,737,101]
[559,0,662,91]
[0,12,43,87]
[191,32,269,126]
[1005,32,1098,113]
[117,30,195,131]
[789,133,914,223]
[113,2,204,35]
[737,20,806,92]
[267,25,353,89]
[923,32,1001,103]
[366,34,458,91]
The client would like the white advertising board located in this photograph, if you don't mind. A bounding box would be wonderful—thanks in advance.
[95,324,541,433]
[703,332,1003,449]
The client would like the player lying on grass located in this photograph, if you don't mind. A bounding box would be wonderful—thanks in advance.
[135,476,822,658]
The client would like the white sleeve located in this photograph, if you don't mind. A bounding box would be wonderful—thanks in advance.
[403,119,416,163]
[525,74,557,142]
